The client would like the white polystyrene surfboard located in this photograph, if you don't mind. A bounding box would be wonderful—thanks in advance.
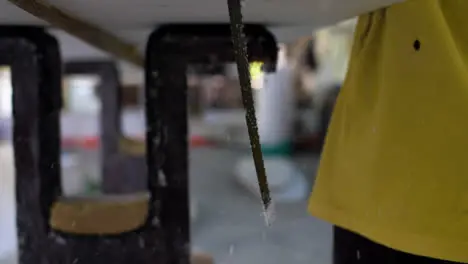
[313,0,406,25]
[2,0,407,40]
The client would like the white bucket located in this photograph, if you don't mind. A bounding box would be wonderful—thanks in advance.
[61,153,86,196]
[257,68,295,145]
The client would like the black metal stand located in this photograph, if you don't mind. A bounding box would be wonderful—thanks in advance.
[145,33,190,264]
[0,26,62,264]
[145,24,278,264]
[6,23,277,264]
[64,61,121,177]
[63,61,147,193]
[4,27,166,264]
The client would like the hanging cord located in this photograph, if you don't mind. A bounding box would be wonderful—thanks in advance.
[226,0,274,225]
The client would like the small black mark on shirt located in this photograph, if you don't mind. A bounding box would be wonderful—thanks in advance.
[413,39,421,51]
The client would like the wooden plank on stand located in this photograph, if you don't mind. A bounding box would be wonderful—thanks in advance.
[7,0,143,67]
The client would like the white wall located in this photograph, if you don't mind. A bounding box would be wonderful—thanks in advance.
[0,143,18,264]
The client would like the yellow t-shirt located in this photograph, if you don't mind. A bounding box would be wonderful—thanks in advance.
[308,0,468,262]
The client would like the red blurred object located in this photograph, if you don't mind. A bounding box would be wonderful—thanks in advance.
[61,135,213,149]
[190,135,214,147]
[293,132,322,152]
[81,137,99,149]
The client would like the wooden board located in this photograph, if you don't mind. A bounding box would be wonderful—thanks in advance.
[50,192,150,235]
[191,252,214,264]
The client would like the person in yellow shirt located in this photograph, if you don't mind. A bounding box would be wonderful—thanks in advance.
[308,0,468,263]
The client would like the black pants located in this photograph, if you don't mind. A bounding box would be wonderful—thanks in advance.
[333,226,461,264]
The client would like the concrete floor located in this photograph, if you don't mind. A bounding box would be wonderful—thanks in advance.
[190,147,332,264]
